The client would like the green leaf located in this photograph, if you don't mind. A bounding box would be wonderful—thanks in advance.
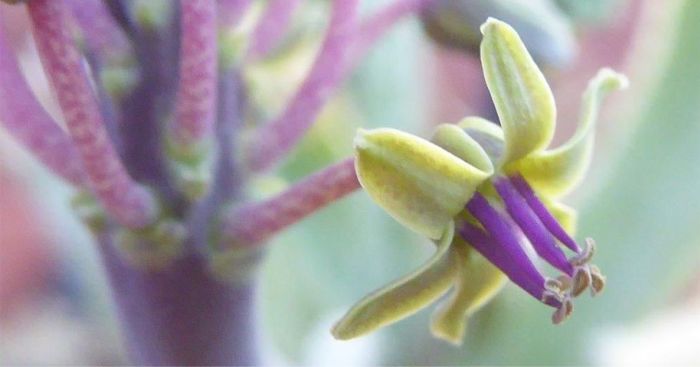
[509,68,628,197]
[332,222,459,340]
[355,128,491,239]
[480,18,556,165]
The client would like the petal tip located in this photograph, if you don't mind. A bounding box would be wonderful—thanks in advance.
[480,17,504,35]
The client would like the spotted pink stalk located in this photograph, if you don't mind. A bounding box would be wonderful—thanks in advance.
[0,29,86,186]
[223,157,359,246]
[246,0,359,172]
[170,0,218,151]
[27,0,156,229]
[248,0,302,59]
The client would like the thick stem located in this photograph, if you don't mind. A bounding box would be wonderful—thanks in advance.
[217,0,252,28]
[222,157,359,246]
[27,0,157,228]
[98,230,260,365]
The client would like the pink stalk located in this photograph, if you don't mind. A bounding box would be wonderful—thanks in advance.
[170,0,218,151]
[27,0,156,229]
[217,0,252,28]
[248,0,303,59]
[223,157,359,246]
[246,0,359,172]
[0,29,86,186]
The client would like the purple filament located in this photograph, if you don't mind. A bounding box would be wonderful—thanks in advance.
[510,174,581,253]
[494,177,574,276]
[465,193,559,307]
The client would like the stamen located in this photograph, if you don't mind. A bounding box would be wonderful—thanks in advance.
[551,298,573,324]
[571,266,592,297]
[509,174,581,253]
[495,177,574,276]
[458,222,546,302]
[570,238,596,266]
[464,193,560,308]
[589,264,606,296]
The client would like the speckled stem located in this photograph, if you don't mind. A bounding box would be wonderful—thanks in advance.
[246,0,358,172]
[27,0,157,228]
[97,230,260,365]
[223,157,359,246]
[170,0,218,152]
[0,29,86,186]
[248,0,302,58]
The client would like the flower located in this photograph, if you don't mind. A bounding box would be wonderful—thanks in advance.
[331,18,627,344]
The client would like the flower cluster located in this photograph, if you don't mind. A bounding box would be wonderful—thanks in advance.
[332,18,627,344]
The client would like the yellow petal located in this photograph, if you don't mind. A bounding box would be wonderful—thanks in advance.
[509,68,628,197]
[431,123,495,174]
[332,222,459,340]
[430,237,507,345]
[480,18,556,165]
[355,128,491,239]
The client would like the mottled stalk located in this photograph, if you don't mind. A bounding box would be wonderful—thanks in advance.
[246,0,358,172]
[170,0,218,154]
[27,0,156,228]
[223,157,359,246]
[248,0,302,58]
[0,29,86,186]
[98,231,260,365]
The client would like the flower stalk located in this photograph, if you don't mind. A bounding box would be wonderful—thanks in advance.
[27,0,157,229]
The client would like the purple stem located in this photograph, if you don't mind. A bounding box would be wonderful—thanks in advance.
[27,0,157,229]
[465,193,554,305]
[494,177,574,275]
[98,230,260,365]
[248,0,303,59]
[170,0,218,150]
[0,28,86,186]
[246,0,359,172]
[115,7,183,209]
[510,174,581,253]
[223,157,360,246]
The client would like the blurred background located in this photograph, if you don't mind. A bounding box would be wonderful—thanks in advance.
[2,0,700,364]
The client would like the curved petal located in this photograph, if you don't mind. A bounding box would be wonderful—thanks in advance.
[480,18,556,165]
[430,123,495,174]
[458,116,506,164]
[430,237,507,345]
[508,68,628,197]
[332,222,459,340]
[355,128,491,239]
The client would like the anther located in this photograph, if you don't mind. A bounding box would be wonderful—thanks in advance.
[571,266,592,297]
[589,264,606,296]
[570,238,596,266]
[551,298,573,325]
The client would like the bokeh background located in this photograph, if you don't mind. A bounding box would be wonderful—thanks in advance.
[2,0,700,364]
